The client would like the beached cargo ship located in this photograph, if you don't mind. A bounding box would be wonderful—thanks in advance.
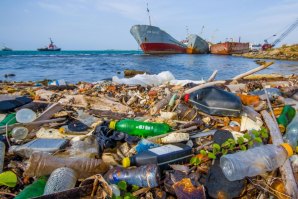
[186,34,209,54]
[130,25,187,54]
[210,42,249,55]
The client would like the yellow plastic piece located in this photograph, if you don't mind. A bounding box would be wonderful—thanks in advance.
[122,157,130,168]
[280,143,293,157]
[109,121,116,130]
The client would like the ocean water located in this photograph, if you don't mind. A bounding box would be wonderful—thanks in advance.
[0,50,297,83]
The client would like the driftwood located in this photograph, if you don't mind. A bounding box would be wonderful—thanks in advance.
[184,61,274,94]
[261,110,298,198]
[231,62,274,81]
[150,94,173,115]
[207,70,218,82]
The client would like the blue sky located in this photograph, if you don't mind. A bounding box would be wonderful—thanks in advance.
[0,0,297,50]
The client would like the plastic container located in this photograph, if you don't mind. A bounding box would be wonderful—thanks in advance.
[277,105,296,133]
[15,176,47,199]
[220,143,293,181]
[16,108,37,123]
[122,143,192,170]
[11,126,29,140]
[24,152,109,178]
[283,114,298,151]
[0,141,5,173]
[105,164,160,188]
[9,138,69,158]
[184,86,242,117]
[109,119,171,137]
[44,167,77,195]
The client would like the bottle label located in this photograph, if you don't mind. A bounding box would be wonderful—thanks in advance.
[149,144,183,155]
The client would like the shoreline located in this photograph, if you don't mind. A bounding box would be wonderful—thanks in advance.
[234,44,298,61]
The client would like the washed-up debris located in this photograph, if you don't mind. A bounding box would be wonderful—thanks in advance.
[0,61,298,198]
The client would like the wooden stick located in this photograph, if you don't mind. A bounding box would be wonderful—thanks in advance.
[207,70,218,82]
[184,61,274,94]
[261,110,298,198]
[184,80,226,94]
[232,62,274,81]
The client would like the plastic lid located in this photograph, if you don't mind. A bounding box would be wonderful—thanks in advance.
[280,143,293,157]
[109,121,117,130]
[184,94,190,103]
[16,108,37,123]
[278,124,285,133]
[122,157,130,168]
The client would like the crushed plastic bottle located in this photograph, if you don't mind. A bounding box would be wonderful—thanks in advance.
[9,138,68,158]
[0,113,17,127]
[109,119,171,137]
[105,164,160,188]
[283,114,298,151]
[24,152,109,178]
[44,167,77,195]
[220,143,293,181]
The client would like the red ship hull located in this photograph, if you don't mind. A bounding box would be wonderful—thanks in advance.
[140,43,186,54]
[211,42,249,55]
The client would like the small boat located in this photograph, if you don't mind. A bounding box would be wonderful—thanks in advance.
[1,46,12,51]
[186,34,209,54]
[130,25,187,54]
[210,42,249,55]
[37,38,61,51]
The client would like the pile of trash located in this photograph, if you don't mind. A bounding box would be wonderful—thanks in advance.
[0,61,298,199]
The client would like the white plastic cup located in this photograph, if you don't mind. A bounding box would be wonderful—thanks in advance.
[11,127,29,140]
[16,108,37,123]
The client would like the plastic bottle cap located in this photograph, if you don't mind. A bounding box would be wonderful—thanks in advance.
[184,94,190,103]
[278,124,285,133]
[280,143,293,157]
[109,121,116,130]
[122,157,130,168]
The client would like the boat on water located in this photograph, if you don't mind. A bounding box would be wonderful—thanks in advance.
[186,34,209,54]
[210,42,249,55]
[130,25,187,54]
[1,46,12,51]
[37,38,61,51]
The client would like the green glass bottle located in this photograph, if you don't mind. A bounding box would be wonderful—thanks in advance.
[109,119,171,137]
[277,105,296,133]
[15,176,47,199]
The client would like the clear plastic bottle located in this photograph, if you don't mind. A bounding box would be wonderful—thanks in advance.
[44,167,77,195]
[283,114,298,151]
[109,119,171,137]
[11,126,29,140]
[105,164,160,188]
[24,152,109,178]
[220,143,293,181]
[0,141,5,173]
[16,108,37,123]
